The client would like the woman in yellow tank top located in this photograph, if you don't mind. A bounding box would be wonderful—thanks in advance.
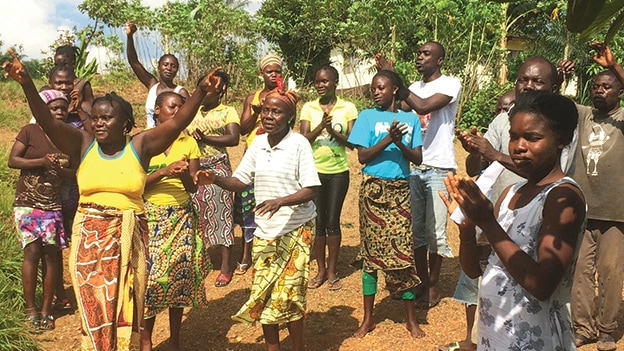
[235,53,283,274]
[4,51,223,351]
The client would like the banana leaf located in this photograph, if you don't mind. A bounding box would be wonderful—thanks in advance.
[566,0,606,33]
[570,0,624,41]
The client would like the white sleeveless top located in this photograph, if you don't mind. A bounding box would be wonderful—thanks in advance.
[145,83,184,128]
[477,177,583,351]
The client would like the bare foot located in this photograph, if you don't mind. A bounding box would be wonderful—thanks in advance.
[353,320,376,338]
[406,321,425,338]
[458,340,477,351]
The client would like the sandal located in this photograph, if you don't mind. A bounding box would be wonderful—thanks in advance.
[53,298,72,311]
[308,277,326,289]
[328,278,342,291]
[438,341,477,351]
[234,262,250,275]
[214,272,232,287]
[24,313,40,332]
[39,314,55,331]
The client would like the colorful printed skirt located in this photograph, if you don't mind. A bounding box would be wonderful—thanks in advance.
[232,220,315,325]
[69,204,148,351]
[192,154,235,247]
[354,175,420,293]
[144,201,211,318]
[234,185,257,242]
[14,206,67,249]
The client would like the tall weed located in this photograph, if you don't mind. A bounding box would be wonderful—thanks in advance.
[0,147,40,351]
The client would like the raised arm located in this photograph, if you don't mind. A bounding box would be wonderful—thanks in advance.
[126,21,158,90]
[591,42,624,88]
[80,81,94,115]
[3,50,86,162]
[137,67,223,162]
[240,93,261,136]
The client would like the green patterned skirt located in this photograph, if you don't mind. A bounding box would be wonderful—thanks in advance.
[144,201,212,318]
[232,220,315,325]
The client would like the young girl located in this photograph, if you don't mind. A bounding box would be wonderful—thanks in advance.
[52,44,95,116]
[9,89,71,330]
[141,91,210,351]
[443,91,586,350]
[300,64,358,291]
[195,78,320,351]
[347,70,425,338]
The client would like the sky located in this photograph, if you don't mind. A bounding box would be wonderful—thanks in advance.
[0,0,261,61]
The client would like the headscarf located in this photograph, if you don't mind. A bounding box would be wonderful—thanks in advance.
[265,76,299,115]
[39,89,68,104]
[258,53,282,71]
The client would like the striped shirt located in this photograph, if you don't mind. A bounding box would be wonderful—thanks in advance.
[233,130,321,240]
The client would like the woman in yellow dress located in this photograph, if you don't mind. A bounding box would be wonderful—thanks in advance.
[4,50,222,351]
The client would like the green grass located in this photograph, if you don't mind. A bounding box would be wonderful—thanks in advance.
[0,147,41,351]
[0,81,44,132]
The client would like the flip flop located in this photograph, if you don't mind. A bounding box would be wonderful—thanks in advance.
[308,277,326,289]
[234,262,250,275]
[328,278,342,291]
[438,341,477,351]
[215,272,232,287]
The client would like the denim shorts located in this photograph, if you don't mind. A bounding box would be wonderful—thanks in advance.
[453,269,479,306]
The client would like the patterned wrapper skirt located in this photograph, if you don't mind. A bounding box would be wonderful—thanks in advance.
[354,175,420,293]
[234,185,257,243]
[144,201,211,318]
[232,220,315,325]
[13,206,67,249]
[69,204,148,351]
[192,154,235,247]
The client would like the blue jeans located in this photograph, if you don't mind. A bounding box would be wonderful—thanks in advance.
[410,166,454,258]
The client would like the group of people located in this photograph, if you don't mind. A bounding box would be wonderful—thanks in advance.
[4,20,624,351]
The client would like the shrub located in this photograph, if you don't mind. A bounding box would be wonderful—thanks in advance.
[457,81,513,133]
[0,147,41,351]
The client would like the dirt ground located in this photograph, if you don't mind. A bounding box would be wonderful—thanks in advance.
[33,140,623,351]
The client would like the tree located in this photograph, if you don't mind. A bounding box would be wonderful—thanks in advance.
[255,0,351,86]
[155,0,259,91]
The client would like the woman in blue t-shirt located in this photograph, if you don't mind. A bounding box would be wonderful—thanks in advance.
[347,70,425,339]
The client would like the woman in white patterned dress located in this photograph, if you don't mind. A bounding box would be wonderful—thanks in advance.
[442,91,586,350]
